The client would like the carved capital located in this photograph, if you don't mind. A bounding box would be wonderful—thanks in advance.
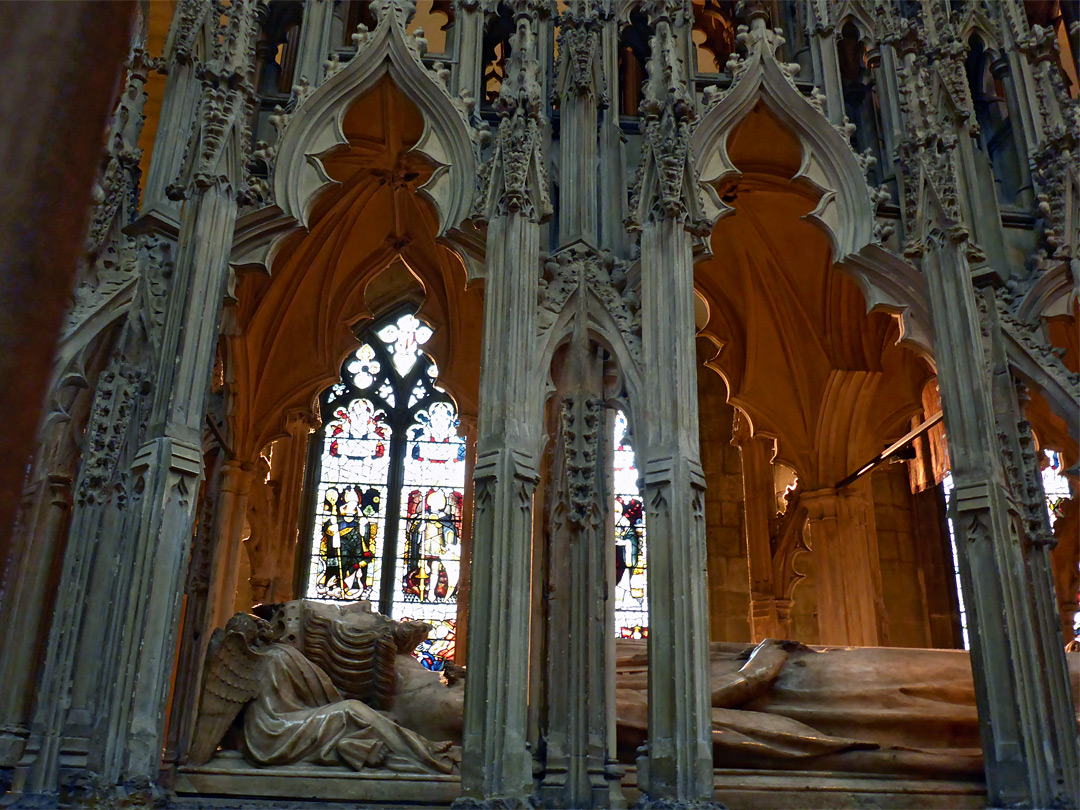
[284,407,321,437]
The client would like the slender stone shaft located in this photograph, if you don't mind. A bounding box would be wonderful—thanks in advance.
[205,460,255,631]
[733,420,783,641]
[460,212,542,805]
[100,181,240,783]
[637,218,715,803]
[140,0,204,222]
[556,0,604,252]
[295,0,334,87]
[539,299,621,807]
[269,410,320,602]
[802,484,884,646]
[922,230,1079,807]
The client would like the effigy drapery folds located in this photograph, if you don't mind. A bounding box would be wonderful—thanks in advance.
[191,599,1080,777]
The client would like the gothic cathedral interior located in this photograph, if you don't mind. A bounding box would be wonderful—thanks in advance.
[0,1,1078,808]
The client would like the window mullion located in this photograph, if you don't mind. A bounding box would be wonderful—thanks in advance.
[378,402,409,616]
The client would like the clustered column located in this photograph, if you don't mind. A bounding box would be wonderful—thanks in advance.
[896,13,1080,805]
[457,1,550,806]
[627,1,719,806]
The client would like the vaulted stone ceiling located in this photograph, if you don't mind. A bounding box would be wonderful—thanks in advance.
[696,103,933,488]
[228,77,483,460]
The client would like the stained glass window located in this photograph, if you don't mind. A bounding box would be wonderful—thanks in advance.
[305,311,464,671]
[613,410,648,638]
[1042,449,1071,529]
[1040,449,1077,640]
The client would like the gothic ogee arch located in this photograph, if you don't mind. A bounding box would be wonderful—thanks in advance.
[233,0,478,275]
[691,17,934,355]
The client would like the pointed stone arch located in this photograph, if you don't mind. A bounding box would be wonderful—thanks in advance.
[691,21,933,354]
[227,76,482,463]
[232,3,480,281]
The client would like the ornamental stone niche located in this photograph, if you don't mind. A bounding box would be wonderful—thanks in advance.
[0,2,1078,810]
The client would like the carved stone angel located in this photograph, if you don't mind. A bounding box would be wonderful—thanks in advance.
[188,601,458,773]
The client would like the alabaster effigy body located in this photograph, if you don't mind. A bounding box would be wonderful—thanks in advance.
[189,600,460,774]
[192,600,1080,777]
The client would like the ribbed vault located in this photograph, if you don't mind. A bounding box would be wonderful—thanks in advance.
[696,104,932,487]
[228,77,482,460]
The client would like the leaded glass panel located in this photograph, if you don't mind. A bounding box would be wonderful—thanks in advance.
[305,311,465,671]
[613,410,648,638]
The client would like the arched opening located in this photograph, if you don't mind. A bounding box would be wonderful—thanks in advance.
[837,21,886,186]
[694,103,953,648]
[612,408,647,638]
[166,77,484,765]
[481,2,515,109]
[300,309,467,671]
[617,8,650,117]
[690,0,738,75]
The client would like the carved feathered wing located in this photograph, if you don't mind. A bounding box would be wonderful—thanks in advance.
[187,613,272,765]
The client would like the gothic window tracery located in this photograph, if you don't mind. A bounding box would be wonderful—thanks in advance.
[304,310,465,671]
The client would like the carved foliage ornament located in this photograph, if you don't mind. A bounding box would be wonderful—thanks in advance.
[538,246,643,364]
[558,395,604,528]
[473,1,553,223]
[169,0,268,203]
[554,1,610,105]
[627,0,710,234]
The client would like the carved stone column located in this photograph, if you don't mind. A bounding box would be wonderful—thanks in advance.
[805,9,844,126]
[88,2,264,790]
[0,467,72,767]
[457,2,550,805]
[732,413,783,641]
[451,0,485,104]
[204,460,255,631]
[18,356,150,799]
[597,4,624,253]
[267,409,320,603]
[920,229,1080,807]
[161,444,223,776]
[294,0,334,87]
[140,0,204,221]
[538,305,623,809]
[95,179,241,788]
[895,13,1080,797]
[555,0,606,248]
[627,2,718,805]
[801,485,885,646]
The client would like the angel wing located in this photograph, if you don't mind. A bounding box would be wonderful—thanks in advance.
[187,613,273,765]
